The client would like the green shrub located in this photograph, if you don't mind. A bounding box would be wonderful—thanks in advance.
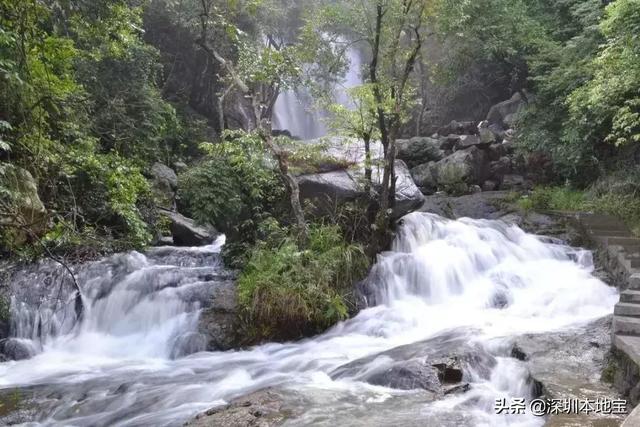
[237,224,369,342]
[518,186,587,212]
[520,172,640,235]
[179,131,284,234]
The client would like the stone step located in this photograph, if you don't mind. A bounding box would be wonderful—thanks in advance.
[613,316,640,336]
[579,214,628,228]
[615,335,640,367]
[608,237,640,247]
[621,290,640,303]
[615,303,640,317]
[588,229,631,237]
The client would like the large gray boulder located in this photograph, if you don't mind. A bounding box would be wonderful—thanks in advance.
[0,338,37,361]
[150,162,178,209]
[0,164,47,244]
[298,160,424,219]
[410,162,437,193]
[410,147,489,195]
[159,210,218,246]
[297,170,361,204]
[392,160,426,218]
[432,146,488,191]
[197,278,237,351]
[396,137,445,168]
[486,92,528,128]
[331,331,495,396]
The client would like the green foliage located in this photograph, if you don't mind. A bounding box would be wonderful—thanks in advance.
[179,131,285,263]
[519,168,640,235]
[237,223,369,342]
[567,0,640,149]
[0,0,193,255]
[518,186,587,212]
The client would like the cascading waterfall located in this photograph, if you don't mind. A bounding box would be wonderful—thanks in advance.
[0,213,618,426]
[272,44,363,140]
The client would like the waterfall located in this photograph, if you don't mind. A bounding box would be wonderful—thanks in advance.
[0,213,618,426]
[272,45,363,140]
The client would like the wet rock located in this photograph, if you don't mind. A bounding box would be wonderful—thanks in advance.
[0,338,37,361]
[367,358,442,392]
[509,316,614,402]
[160,210,218,247]
[331,331,496,396]
[396,137,445,168]
[510,345,528,361]
[187,388,303,427]
[198,279,238,351]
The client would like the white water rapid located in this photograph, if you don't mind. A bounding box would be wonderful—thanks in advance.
[0,213,618,426]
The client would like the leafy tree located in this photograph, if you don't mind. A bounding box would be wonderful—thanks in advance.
[316,0,432,253]
[568,0,640,148]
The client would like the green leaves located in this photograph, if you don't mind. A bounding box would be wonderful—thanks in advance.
[237,224,369,342]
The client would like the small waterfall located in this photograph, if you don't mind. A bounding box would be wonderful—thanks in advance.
[5,236,229,361]
[272,45,363,140]
[0,214,618,426]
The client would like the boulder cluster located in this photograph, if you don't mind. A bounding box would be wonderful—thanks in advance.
[398,93,547,196]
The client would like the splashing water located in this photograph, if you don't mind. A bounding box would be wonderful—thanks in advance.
[0,213,618,426]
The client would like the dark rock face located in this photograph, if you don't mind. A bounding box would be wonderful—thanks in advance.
[160,210,218,247]
[187,388,304,427]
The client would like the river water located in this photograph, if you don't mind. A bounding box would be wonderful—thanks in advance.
[0,213,619,426]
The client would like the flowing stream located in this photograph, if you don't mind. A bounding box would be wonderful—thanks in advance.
[0,213,619,426]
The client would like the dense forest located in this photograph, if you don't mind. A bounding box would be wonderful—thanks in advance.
[1,0,640,341]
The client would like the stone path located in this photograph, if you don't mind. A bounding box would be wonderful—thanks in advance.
[574,213,640,424]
